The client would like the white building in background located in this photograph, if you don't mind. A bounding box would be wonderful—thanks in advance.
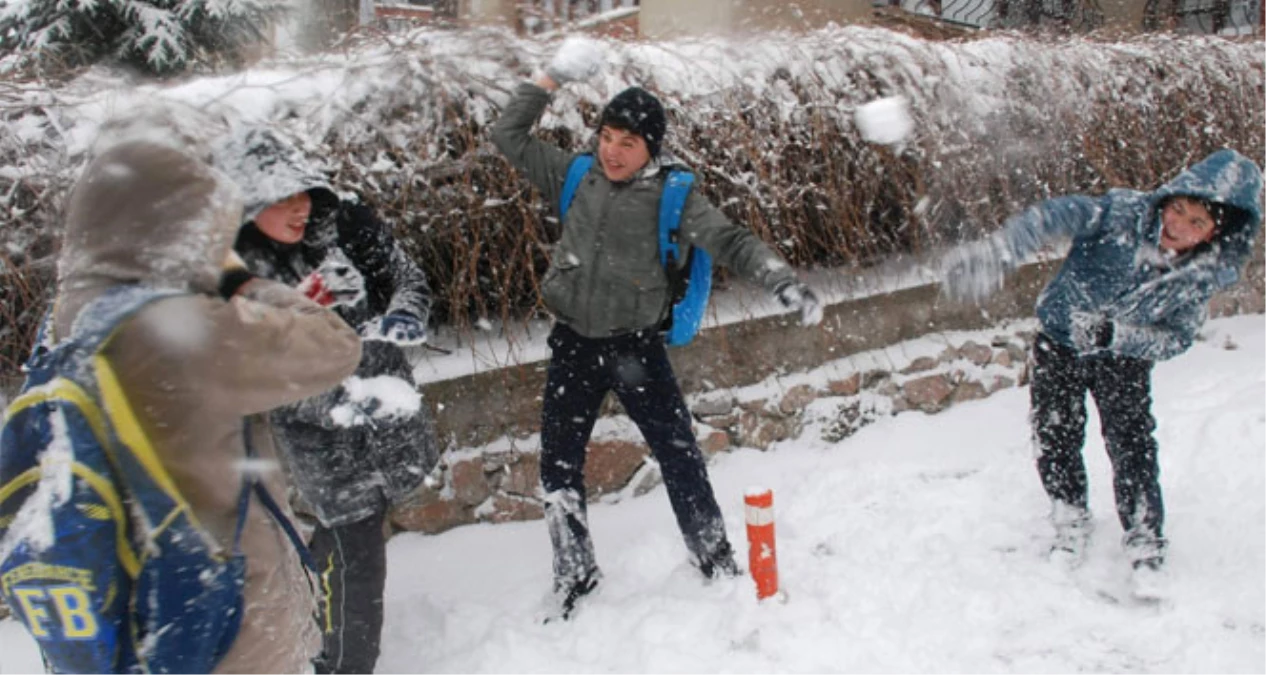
[302,0,1258,41]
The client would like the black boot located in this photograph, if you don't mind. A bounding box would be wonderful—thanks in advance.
[696,539,741,579]
[546,567,602,623]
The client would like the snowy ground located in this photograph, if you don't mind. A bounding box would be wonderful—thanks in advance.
[2,314,1263,672]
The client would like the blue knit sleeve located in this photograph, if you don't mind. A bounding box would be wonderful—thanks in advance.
[1001,195,1105,261]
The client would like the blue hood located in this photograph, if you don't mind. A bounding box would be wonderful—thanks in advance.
[1148,148,1263,271]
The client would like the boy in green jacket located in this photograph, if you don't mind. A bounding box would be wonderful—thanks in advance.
[492,37,822,620]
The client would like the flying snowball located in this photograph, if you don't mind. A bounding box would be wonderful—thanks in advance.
[855,96,914,146]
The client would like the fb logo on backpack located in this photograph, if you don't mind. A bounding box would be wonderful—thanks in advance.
[0,286,249,673]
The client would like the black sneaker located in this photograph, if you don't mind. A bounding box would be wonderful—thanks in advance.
[545,568,601,623]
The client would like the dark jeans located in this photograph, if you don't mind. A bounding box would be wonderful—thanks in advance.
[540,323,730,581]
[310,509,388,674]
[1030,333,1164,544]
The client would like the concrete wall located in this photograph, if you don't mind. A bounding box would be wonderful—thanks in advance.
[461,0,518,27]
[640,0,871,38]
[420,245,1265,457]
[732,0,875,32]
[639,0,734,38]
[1096,0,1150,31]
[422,260,1061,451]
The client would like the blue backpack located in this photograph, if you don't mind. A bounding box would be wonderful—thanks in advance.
[0,285,314,674]
[559,154,713,346]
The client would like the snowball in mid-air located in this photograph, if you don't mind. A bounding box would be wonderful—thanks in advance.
[855,96,913,145]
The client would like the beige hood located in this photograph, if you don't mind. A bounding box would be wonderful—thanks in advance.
[56,139,242,334]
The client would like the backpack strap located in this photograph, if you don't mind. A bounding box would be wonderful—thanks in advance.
[65,287,314,569]
[23,285,180,375]
[657,170,715,347]
[68,285,183,354]
[658,170,695,267]
[239,422,317,571]
[556,159,708,345]
[559,154,595,222]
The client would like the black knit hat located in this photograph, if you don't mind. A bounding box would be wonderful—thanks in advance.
[599,87,667,157]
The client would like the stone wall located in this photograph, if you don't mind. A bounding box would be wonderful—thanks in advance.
[393,319,1039,534]
[392,250,1264,536]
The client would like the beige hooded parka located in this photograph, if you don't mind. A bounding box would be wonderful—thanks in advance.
[52,117,361,673]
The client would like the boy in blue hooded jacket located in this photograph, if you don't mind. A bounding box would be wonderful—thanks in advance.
[941,149,1263,595]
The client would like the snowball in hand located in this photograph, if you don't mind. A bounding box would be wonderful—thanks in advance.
[546,36,604,84]
[855,96,913,145]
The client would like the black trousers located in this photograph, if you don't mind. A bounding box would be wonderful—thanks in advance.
[310,509,388,674]
[1030,333,1164,542]
[540,323,729,581]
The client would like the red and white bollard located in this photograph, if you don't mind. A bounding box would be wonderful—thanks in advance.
[744,487,779,600]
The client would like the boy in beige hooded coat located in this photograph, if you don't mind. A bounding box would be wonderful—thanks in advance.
[49,107,361,672]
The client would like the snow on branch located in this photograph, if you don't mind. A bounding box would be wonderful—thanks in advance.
[0,26,1261,370]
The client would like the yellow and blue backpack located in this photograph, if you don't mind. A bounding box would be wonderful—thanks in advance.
[0,285,312,673]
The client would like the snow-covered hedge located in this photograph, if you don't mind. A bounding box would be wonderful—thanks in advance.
[1,26,1262,374]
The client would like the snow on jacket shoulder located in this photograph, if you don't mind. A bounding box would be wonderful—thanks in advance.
[55,138,361,673]
[491,81,797,338]
[1002,149,1263,361]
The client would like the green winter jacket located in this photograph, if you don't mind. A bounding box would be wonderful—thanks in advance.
[492,82,797,339]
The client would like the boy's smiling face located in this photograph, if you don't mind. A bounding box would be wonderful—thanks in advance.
[598,126,651,183]
[255,191,312,244]
[1159,196,1217,253]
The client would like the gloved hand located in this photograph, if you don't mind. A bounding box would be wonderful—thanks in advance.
[1069,311,1115,352]
[297,271,335,306]
[939,232,1016,304]
[298,255,365,308]
[218,250,256,299]
[545,36,604,85]
[362,311,428,346]
[775,281,824,327]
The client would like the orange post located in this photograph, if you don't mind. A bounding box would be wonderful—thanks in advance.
[744,488,779,600]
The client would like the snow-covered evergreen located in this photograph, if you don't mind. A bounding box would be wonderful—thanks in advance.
[0,0,293,75]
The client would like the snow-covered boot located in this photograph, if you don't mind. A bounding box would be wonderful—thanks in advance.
[1048,501,1093,567]
[544,488,598,581]
[545,568,602,623]
[695,538,741,580]
[1129,558,1168,601]
[1124,530,1168,600]
[542,488,601,622]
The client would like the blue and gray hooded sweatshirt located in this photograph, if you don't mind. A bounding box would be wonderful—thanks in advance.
[999,149,1262,362]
